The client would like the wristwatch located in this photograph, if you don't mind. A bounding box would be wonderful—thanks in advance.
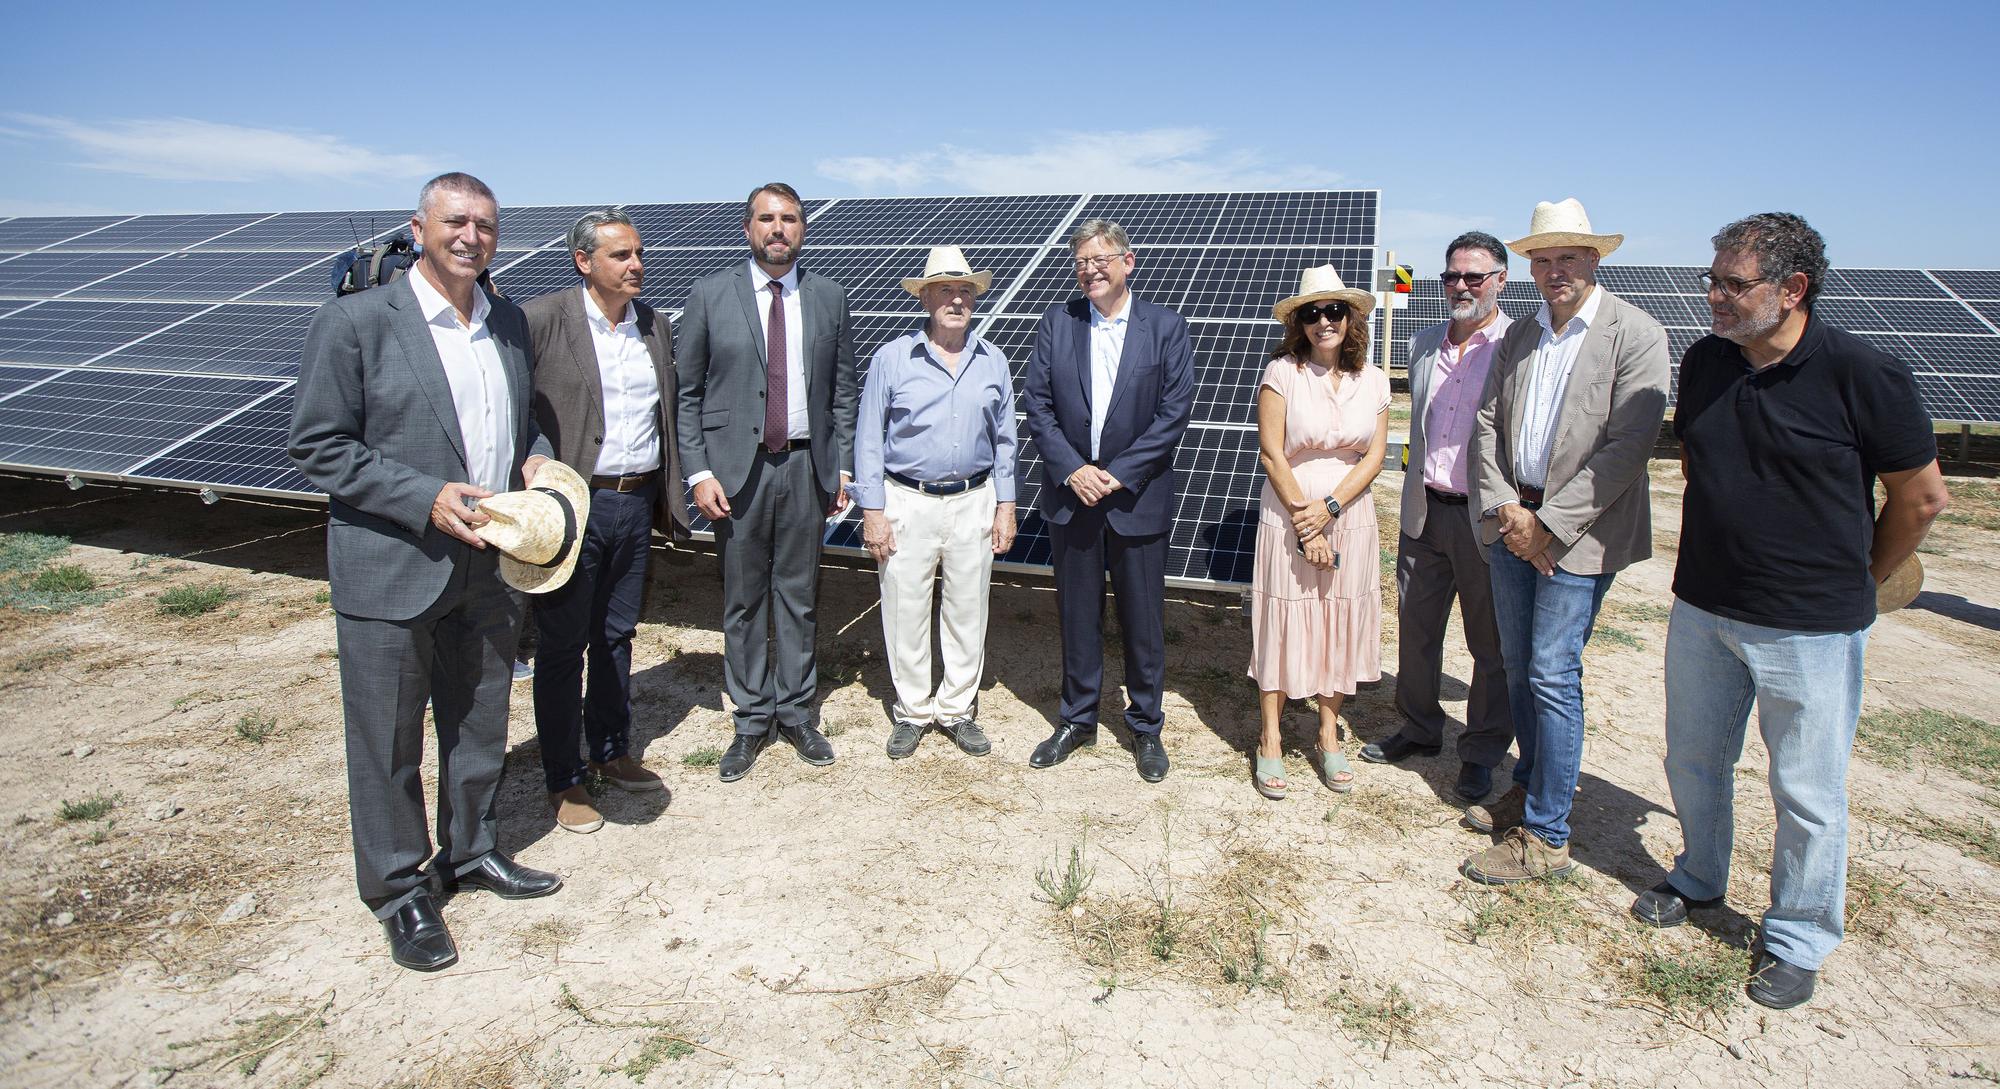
[1323,495,1342,519]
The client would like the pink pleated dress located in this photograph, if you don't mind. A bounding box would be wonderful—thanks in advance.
[1248,358,1389,699]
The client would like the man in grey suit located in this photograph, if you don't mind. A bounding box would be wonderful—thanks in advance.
[1362,231,1514,803]
[525,209,689,834]
[1461,199,1670,885]
[676,182,858,782]
[290,172,563,972]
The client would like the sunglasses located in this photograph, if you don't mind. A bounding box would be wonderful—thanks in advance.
[1296,302,1349,325]
[1439,270,1501,287]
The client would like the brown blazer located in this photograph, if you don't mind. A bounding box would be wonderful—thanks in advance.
[524,286,690,538]
[1468,287,1669,575]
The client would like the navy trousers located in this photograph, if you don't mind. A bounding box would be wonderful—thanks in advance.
[1050,511,1169,734]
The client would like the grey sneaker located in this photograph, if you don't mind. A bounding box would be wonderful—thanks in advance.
[886,719,924,759]
[942,717,992,757]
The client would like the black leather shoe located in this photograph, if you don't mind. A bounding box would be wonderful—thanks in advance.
[1132,731,1170,783]
[1631,880,1725,928]
[719,733,768,782]
[453,852,562,900]
[1747,949,1817,1010]
[1454,761,1494,802]
[886,719,924,760]
[1029,722,1096,768]
[777,723,835,766]
[1357,732,1443,764]
[382,890,457,972]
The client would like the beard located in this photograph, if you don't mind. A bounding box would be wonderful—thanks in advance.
[1715,294,1783,346]
[753,236,799,268]
[1450,295,1497,322]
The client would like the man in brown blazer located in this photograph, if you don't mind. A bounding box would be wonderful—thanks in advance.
[524,208,689,833]
[1460,199,1670,884]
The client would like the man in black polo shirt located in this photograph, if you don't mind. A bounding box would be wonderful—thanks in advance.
[1633,213,1949,1011]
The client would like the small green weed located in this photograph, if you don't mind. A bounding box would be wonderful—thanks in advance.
[0,533,69,575]
[623,1033,694,1080]
[58,794,119,822]
[158,584,231,617]
[1035,841,1095,910]
[235,711,279,744]
[1591,625,1644,651]
[1631,942,1750,1017]
[1858,707,2000,787]
[29,564,95,593]
[1329,982,1427,1052]
[681,746,723,768]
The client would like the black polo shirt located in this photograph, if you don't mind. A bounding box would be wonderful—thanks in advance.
[1672,313,1934,632]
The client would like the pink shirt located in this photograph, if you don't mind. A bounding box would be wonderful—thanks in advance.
[1422,312,1511,495]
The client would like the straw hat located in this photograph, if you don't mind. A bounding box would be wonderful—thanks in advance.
[1506,198,1624,258]
[900,245,993,297]
[1272,264,1376,324]
[473,460,590,594]
[1876,554,1924,614]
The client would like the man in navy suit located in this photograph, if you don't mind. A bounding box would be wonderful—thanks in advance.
[1021,219,1195,781]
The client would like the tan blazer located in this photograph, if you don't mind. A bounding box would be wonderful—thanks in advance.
[524,287,689,538]
[1468,288,1669,575]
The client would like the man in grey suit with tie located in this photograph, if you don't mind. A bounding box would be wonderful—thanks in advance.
[525,209,689,834]
[290,172,563,973]
[676,182,858,782]
[1461,199,1670,885]
[1362,232,1514,803]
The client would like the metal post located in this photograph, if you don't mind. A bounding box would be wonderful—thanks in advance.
[1382,248,1397,373]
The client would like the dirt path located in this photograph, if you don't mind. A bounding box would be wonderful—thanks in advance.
[0,464,1996,1089]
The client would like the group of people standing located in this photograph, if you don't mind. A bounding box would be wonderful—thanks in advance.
[289,176,1948,1014]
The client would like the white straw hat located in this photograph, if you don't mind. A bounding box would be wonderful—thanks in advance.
[473,460,589,594]
[900,245,993,297]
[1272,264,1375,324]
[1876,554,1924,613]
[1506,198,1623,258]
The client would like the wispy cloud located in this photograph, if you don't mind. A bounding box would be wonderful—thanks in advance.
[817,129,1339,194]
[4,114,442,184]
[1380,208,1505,272]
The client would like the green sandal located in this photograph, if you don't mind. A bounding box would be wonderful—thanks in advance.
[1253,753,1288,800]
[1315,745,1356,794]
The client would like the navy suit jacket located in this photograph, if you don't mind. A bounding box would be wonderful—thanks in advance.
[1022,296,1195,536]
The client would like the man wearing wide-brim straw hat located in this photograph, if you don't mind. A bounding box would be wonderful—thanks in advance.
[1459,197,1671,886]
[849,246,1018,759]
[1635,211,1948,1011]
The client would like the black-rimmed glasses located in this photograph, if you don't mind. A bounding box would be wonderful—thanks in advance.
[1439,270,1501,287]
[1296,302,1349,325]
[1072,252,1130,272]
[1697,271,1770,298]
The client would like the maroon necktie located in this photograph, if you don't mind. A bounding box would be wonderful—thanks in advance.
[765,280,787,453]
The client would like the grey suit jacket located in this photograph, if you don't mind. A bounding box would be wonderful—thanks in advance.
[523,287,689,538]
[674,261,859,499]
[289,276,552,621]
[1468,288,1669,575]
[1399,321,1450,539]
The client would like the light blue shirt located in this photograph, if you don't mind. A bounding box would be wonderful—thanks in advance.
[1088,295,1131,460]
[848,327,1019,510]
[1515,285,1604,489]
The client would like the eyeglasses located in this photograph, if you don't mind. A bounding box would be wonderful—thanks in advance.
[1439,270,1501,287]
[1296,302,1349,325]
[1072,252,1129,272]
[1697,271,1770,299]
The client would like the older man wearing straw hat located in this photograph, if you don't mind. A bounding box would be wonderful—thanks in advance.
[1460,198,1670,885]
[850,246,1020,758]
[1634,213,1948,1010]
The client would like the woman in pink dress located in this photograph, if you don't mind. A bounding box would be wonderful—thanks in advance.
[1248,266,1390,799]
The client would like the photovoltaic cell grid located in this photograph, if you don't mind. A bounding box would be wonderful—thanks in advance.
[0,370,284,475]
[46,213,269,251]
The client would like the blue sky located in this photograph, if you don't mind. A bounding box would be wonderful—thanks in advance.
[2,0,1994,273]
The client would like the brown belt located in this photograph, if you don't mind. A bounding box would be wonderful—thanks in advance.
[589,472,656,493]
[1517,485,1545,510]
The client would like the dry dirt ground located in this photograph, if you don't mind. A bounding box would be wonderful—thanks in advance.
[0,454,1997,1089]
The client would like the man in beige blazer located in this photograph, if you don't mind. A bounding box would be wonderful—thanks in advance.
[1460,199,1670,885]
[525,209,689,834]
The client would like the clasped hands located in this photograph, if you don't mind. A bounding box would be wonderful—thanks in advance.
[430,454,551,547]
[1287,497,1336,570]
[1065,465,1123,506]
[1495,502,1556,576]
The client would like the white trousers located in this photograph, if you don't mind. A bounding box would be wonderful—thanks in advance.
[878,479,997,723]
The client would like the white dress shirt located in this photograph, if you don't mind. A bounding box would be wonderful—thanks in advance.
[1088,294,1132,460]
[581,286,661,476]
[1514,285,1604,490]
[408,268,512,493]
[748,260,808,440]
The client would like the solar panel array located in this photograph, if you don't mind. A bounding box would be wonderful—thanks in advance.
[0,191,1378,588]
[1381,266,2000,421]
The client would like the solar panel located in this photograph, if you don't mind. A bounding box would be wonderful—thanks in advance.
[88,304,319,378]
[189,209,409,251]
[46,213,269,251]
[806,194,1078,246]
[0,363,61,400]
[799,246,1043,314]
[0,301,207,365]
[0,216,132,253]
[127,387,314,495]
[496,205,608,253]
[1934,270,2000,299]
[0,369,284,474]
[64,251,333,304]
[0,252,176,299]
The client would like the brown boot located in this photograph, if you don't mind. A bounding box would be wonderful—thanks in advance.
[589,755,666,793]
[550,786,604,834]
[1463,783,1526,836]
[1460,827,1574,885]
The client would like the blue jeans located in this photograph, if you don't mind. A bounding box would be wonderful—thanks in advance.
[1487,542,1614,849]
[1662,598,1868,971]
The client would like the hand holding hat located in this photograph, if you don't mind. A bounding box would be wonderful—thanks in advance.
[472,460,590,594]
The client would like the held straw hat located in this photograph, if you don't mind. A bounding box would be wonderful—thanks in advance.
[900,245,993,297]
[1271,264,1376,324]
[1505,198,1624,259]
[1876,554,1924,614]
[472,460,590,594]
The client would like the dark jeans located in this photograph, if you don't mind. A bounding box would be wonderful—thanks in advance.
[533,480,655,793]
